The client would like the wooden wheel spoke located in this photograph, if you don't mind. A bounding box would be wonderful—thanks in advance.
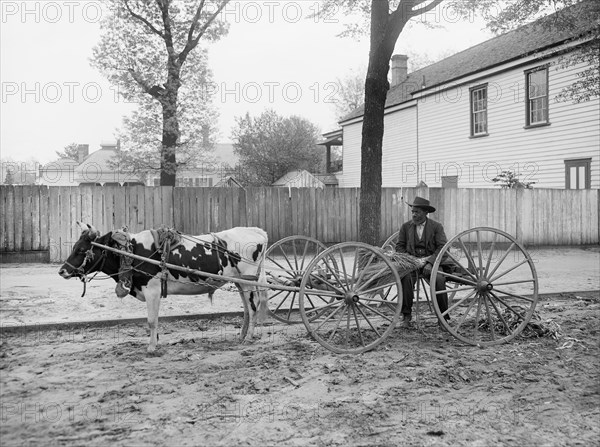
[359,302,395,323]
[306,270,345,295]
[354,249,377,287]
[483,294,496,340]
[438,270,478,286]
[356,304,382,337]
[326,309,346,343]
[445,289,477,314]
[458,237,480,279]
[454,295,479,332]
[354,265,393,293]
[492,287,535,303]
[487,242,516,279]
[271,291,291,312]
[359,294,400,305]
[323,253,349,293]
[305,300,339,318]
[434,284,474,295]
[489,291,527,321]
[345,307,351,349]
[489,259,530,283]
[446,251,477,282]
[484,233,498,277]
[492,279,535,287]
[488,294,514,336]
[476,231,484,276]
[357,281,399,297]
[473,296,483,339]
[313,303,345,334]
[278,246,297,272]
[351,305,366,346]
[286,295,297,320]
[267,257,295,276]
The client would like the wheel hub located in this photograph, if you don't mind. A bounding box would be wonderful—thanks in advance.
[344,292,360,304]
[477,280,494,293]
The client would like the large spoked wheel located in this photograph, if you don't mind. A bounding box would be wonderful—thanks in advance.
[432,227,539,346]
[264,236,330,324]
[299,242,403,354]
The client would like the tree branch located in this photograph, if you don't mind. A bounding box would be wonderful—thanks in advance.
[128,68,166,100]
[123,0,164,38]
[179,0,230,65]
[409,0,445,17]
[156,0,177,60]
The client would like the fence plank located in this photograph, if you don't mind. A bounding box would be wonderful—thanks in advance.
[13,186,23,252]
[48,187,60,261]
[58,187,72,260]
[39,186,49,250]
[21,186,33,251]
[4,186,15,251]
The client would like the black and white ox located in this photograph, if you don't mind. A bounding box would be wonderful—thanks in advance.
[59,223,269,353]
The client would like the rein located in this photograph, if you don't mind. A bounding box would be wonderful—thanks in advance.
[67,248,107,297]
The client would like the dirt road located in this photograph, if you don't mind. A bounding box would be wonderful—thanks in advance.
[1,291,599,446]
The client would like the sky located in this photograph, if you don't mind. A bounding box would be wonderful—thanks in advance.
[0,1,494,165]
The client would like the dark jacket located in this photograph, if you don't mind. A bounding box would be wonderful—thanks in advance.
[395,218,448,266]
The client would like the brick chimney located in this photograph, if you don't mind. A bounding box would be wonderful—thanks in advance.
[391,54,408,87]
[77,144,89,164]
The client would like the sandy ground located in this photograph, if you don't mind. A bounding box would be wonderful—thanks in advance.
[0,246,599,446]
[1,292,599,446]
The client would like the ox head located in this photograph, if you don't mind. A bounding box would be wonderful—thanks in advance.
[58,222,103,279]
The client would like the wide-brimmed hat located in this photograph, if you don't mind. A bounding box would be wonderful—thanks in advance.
[408,196,436,213]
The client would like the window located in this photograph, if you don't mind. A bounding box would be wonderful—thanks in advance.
[565,158,591,189]
[441,175,458,188]
[526,67,549,126]
[470,85,488,136]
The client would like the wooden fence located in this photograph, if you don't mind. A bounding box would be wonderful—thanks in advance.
[1,185,598,262]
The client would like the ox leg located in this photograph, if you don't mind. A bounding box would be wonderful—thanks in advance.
[237,285,257,342]
[145,290,161,353]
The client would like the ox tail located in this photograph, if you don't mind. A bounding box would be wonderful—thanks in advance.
[255,239,270,324]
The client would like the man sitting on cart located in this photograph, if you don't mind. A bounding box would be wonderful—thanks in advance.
[395,196,450,328]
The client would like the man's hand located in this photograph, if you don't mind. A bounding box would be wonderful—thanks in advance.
[422,262,432,276]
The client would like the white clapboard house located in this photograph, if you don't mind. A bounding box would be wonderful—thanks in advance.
[336,5,599,189]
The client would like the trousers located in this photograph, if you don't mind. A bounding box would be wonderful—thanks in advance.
[401,267,449,319]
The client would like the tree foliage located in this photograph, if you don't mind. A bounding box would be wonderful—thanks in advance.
[54,142,80,160]
[492,170,536,189]
[91,0,229,186]
[109,49,219,179]
[231,110,324,186]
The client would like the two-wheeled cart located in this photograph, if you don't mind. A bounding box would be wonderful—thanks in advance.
[264,227,539,352]
[92,226,539,354]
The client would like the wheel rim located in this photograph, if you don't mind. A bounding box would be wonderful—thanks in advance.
[432,227,539,346]
[265,236,331,324]
[299,242,403,354]
[381,231,399,251]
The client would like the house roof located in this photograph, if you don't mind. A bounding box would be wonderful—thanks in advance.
[341,2,597,123]
[273,170,327,188]
[214,176,244,188]
[314,173,339,186]
[46,158,79,170]
[74,147,116,173]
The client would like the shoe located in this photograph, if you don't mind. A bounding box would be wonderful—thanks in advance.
[401,314,412,328]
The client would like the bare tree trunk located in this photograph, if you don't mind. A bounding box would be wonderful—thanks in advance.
[160,87,179,186]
